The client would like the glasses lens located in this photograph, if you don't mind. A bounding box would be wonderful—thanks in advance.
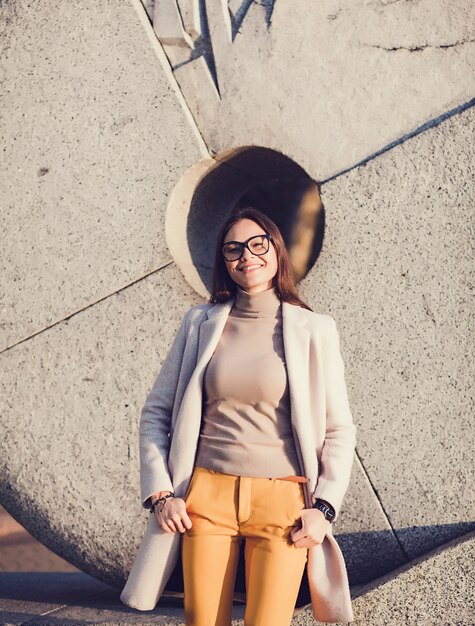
[248,235,269,255]
[222,243,243,261]
[222,234,270,261]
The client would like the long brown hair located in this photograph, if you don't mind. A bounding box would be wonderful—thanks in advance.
[208,207,313,311]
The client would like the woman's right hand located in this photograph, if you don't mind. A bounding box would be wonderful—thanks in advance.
[154,497,193,534]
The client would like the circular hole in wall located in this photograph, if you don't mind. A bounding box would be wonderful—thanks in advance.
[166,146,325,297]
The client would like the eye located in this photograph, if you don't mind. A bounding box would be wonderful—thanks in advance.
[250,240,266,251]
[249,236,268,252]
[223,243,241,253]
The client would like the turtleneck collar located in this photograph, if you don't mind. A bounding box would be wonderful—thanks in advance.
[231,284,281,319]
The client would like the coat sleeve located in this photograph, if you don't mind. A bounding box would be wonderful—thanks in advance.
[139,309,190,509]
[312,317,357,523]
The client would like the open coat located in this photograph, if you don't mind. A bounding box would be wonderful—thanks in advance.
[120,296,357,623]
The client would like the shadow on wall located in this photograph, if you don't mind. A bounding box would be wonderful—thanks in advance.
[335,522,475,583]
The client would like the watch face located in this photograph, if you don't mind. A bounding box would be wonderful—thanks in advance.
[315,501,334,521]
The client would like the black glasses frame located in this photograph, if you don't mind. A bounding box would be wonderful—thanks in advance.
[221,233,273,261]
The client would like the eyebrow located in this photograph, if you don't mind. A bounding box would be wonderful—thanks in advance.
[222,234,266,245]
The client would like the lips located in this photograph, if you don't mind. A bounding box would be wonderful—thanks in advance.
[238,264,263,272]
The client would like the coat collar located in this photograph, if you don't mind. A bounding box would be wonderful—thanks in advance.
[198,296,308,361]
[203,295,308,324]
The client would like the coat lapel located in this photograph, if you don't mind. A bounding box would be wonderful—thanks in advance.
[167,299,235,485]
[281,301,313,499]
[195,297,235,366]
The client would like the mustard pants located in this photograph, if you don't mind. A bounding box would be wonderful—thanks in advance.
[181,466,308,626]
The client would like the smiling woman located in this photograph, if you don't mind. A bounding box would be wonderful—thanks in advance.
[222,225,278,293]
[209,208,314,309]
[164,147,325,298]
[120,206,356,625]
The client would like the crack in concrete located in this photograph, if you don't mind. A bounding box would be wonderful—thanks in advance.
[365,38,475,52]
[355,449,411,561]
[422,293,437,325]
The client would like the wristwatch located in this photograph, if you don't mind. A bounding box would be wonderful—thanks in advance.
[313,498,336,523]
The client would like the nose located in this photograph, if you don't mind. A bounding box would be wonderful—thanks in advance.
[239,247,256,262]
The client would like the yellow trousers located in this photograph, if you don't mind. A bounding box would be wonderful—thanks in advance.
[181,466,308,626]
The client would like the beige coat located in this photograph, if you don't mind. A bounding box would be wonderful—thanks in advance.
[120,296,357,623]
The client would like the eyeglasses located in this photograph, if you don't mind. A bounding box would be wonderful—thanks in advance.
[221,233,273,261]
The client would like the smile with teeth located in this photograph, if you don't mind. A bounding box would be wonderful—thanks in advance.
[239,264,263,272]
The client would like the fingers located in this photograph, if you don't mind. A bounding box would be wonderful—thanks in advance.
[182,512,193,530]
[290,529,324,548]
[294,537,321,548]
[289,509,329,548]
[154,498,193,534]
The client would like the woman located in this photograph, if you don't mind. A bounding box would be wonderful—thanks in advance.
[120,207,357,625]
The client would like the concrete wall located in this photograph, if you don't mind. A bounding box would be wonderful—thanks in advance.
[1,0,474,622]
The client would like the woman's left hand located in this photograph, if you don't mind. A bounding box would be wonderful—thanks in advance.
[289,508,330,548]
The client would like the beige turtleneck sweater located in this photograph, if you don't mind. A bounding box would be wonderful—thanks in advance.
[194,284,302,477]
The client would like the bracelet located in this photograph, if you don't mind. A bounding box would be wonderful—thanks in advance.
[150,493,174,515]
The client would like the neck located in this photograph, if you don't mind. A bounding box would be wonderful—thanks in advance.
[232,284,281,319]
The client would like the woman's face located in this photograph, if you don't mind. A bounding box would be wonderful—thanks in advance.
[222,218,278,293]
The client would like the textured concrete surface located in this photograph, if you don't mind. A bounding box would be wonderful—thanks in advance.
[0,263,201,588]
[351,530,475,625]
[0,0,203,350]
[1,0,474,622]
[298,104,475,560]
[336,456,406,584]
[152,0,475,180]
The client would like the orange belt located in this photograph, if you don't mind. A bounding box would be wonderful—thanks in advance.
[275,475,308,483]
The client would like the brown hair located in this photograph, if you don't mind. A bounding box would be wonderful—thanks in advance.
[208,207,313,311]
